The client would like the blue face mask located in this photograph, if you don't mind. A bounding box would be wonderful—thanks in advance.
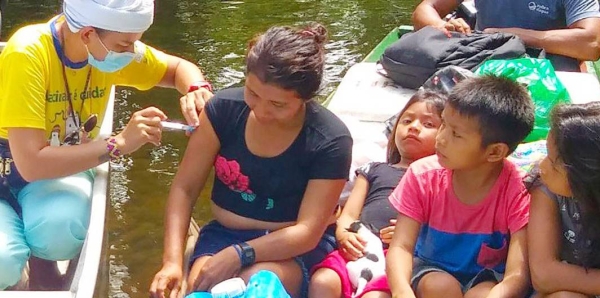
[87,36,136,73]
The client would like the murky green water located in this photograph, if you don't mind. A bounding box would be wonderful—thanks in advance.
[3,0,413,297]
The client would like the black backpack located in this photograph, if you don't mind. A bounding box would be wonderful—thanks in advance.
[380,26,526,89]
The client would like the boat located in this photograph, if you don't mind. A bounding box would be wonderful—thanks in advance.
[359,25,600,75]
[0,42,113,298]
[178,25,600,297]
[326,24,600,106]
[324,24,600,173]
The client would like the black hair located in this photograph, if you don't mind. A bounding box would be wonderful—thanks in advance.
[93,27,108,36]
[447,75,534,154]
[387,90,447,164]
[246,23,327,101]
[550,102,600,268]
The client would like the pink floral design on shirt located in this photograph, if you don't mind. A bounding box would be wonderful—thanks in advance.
[214,155,253,194]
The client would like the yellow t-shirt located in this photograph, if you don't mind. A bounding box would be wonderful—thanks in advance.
[0,16,169,145]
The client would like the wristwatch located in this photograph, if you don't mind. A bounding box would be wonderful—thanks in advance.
[187,80,213,93]
[237,242,256,268]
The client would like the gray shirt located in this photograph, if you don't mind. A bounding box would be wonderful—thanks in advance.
[540,185,587,266]
[473,0,600,71]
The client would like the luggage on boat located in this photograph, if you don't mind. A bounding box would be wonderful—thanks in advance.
[421,65,473,95]
[383,66,473,138]
[475,58,571,142]
[379,26,526,89]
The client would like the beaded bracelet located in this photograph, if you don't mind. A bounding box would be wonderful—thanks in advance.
[106,137,122,161]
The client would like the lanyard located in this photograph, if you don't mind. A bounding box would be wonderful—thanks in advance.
[59,32,92,129]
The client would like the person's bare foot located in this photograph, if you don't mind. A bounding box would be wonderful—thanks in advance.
[28,256,64,291]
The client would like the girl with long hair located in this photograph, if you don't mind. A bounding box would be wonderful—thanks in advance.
[529,102,600,298]
[309,90,447,298]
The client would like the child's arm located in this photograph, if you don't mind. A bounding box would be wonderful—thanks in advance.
[528,187,600,295]
[336,175,369,260]
[386,214,421,298]
[486,228,530,298]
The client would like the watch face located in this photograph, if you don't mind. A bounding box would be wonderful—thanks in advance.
[240,244,255,267]
[244,250,253,259]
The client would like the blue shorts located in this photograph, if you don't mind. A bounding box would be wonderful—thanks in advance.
[411,258,504,293]
[191,220,337,297]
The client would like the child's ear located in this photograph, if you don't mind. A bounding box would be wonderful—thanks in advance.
[485,143,510,163]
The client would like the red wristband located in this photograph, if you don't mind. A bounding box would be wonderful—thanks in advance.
[188,80,213,93]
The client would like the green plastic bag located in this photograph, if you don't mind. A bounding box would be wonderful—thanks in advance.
[475,58,571,143]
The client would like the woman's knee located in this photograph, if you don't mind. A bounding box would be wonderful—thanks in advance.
[23,203,89,260]
[308,268,342,296]
[240,260,303,297]
[19,174,93,261]
[187,256,212,288]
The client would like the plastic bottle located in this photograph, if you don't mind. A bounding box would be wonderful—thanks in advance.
[210,277,246,298]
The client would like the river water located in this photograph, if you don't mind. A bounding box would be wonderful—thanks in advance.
[3,0,412,297]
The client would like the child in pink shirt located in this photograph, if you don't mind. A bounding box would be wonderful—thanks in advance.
[383,76,535,298]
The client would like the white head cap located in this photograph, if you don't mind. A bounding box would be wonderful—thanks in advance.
[63,0,154,33]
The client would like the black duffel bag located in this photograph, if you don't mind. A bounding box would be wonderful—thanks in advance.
[380,26,526,89]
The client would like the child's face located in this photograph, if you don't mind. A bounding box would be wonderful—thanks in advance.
[435,106,488,170]
[539,133,573,197]
[394,101,442,162]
